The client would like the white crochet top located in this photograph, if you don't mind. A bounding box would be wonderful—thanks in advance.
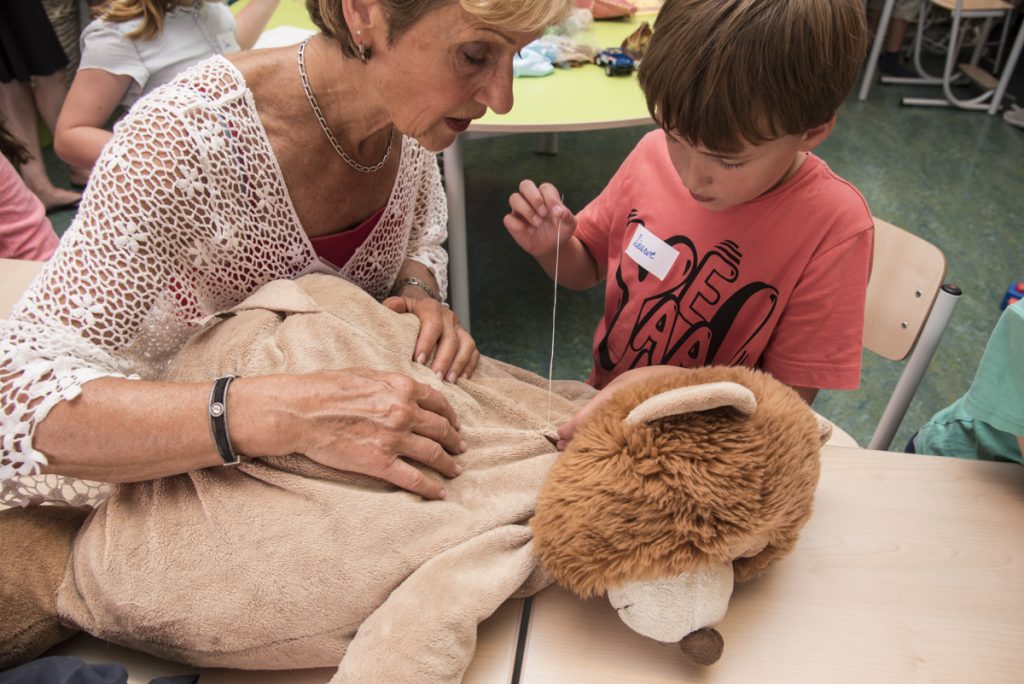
[0,56,448,507]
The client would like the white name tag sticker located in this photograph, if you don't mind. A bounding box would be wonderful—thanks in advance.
[624,223,678,280]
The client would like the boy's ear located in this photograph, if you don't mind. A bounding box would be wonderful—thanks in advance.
[798,115,837,151]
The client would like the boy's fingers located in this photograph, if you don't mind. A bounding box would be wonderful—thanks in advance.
[507,193,533,217]
[503,213,529,234]
[517,180,547,216]
[508,194,544,227]
[504,209,536,233]
[538,183,563,212]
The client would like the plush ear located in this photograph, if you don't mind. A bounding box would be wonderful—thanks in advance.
[624,382,757,426]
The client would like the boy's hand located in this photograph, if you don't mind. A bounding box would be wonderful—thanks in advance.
[504,180,577,257]
[556,366,690,450]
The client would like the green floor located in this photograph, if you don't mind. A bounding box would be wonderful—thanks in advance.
[45,73,1024,452]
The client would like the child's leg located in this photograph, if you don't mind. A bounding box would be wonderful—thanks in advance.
[0,79,81,209]
[31,68,90,186]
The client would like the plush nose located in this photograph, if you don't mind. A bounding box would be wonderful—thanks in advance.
[678,626,725,666]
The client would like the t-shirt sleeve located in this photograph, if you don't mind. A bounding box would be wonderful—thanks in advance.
[964,302,1024,436]
[759,225,874,390]
[574,141,646,272]
[79,21,149,91]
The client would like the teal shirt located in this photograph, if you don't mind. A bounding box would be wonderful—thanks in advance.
[914,300,1024,464]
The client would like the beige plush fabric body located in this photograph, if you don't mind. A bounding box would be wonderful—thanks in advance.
[55,274,594,681]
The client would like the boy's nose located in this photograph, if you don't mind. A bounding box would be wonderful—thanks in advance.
[681,169,713,193]
[675,157,712,192]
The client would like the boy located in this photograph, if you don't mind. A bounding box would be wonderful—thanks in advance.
[504,0,873,442]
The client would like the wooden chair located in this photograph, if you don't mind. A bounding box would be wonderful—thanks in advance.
[893,0,1024,114]
[850,218,962,450]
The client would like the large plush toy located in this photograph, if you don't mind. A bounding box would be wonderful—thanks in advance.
[0,275,828,681]
[532,366,829,666]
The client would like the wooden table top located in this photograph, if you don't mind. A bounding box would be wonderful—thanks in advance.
[518,446,1024,683]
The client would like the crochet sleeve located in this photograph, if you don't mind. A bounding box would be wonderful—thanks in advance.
[0,88,222,506]
[404,146,449,301]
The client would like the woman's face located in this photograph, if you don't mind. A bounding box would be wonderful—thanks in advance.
[366,3,537,151]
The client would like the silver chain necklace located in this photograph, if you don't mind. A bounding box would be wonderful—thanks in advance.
[298,36,395,174]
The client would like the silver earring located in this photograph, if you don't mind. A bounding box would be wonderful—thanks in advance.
[355,29,368,63]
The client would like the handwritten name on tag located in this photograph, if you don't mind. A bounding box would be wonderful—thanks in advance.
[624,223,678,280]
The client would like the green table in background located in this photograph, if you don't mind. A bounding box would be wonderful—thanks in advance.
[234,0,654,329]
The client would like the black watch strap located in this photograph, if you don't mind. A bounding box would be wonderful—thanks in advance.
[209,375,242,466]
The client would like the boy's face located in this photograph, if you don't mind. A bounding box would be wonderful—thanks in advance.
[663,123,832,212]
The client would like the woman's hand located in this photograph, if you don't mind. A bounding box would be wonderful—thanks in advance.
[237,370,466,500]
[555,366,690,450]
[504,180,577,258]
[383,294,480,382]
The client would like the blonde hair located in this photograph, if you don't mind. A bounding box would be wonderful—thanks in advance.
[306,0,572,59]
[97,0,199,40]
[638,0,868,154]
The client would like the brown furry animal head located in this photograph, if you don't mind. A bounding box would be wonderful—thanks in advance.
[532,366,825,598]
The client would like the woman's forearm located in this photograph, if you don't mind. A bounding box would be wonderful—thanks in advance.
[393,259,441,300]
[31,375,287,483]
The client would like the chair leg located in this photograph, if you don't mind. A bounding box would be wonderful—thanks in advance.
[868,285,961,451]
[989,17,1024,114]
[900,1,1012,113]
[883,0,944,85]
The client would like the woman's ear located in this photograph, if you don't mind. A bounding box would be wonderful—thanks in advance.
[798,114,837,151]
[341,0,376,36]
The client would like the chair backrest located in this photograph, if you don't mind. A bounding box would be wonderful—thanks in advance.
[864,219,947,361]
[0,258,44,319]
[859,218,962,450]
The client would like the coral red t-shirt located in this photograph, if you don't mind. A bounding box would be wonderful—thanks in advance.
[0,155,59,261]
[575,130,873,390]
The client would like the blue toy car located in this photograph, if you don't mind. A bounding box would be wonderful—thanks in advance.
[595,48,635,77]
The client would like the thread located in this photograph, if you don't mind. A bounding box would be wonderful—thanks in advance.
[545,201,563,425]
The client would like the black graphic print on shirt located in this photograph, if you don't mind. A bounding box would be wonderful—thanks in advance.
[595,210,780,376]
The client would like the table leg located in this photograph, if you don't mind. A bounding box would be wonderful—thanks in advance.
[859,0,897,101]
[537,132,559,155]
[443,136,472,332]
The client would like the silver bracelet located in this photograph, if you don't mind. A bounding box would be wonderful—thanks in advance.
[391,276,442,302]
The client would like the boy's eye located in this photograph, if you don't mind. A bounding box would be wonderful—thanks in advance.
[717,159,745,169]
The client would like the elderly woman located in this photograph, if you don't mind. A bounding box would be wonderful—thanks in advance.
[0,0,571,507]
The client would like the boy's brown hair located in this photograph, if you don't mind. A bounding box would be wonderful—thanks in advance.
[637,0,868,154]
